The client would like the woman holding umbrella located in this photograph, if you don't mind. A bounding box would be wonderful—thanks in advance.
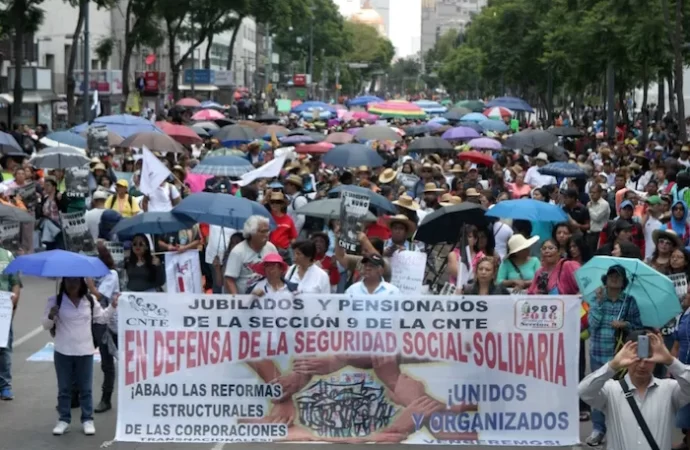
[43,277,119,436]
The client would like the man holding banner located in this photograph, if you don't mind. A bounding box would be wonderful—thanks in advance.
[0,247,21,401]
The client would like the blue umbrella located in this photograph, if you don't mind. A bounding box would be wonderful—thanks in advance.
[428,117,449,124]
[45,131,87,149]
[460,113,488,123]
[575,256,681,328]
[458,121,483,132]
[0,131,23,155]
[349,95,384,107]
[414,100,447,115]
[486,199,568,222]
[291,101,336,114]
[3,250,110,278]
[301,109,333,120]
[200,101,224,109]
[328,185,396,213]
[191,156,254,177]
[71,114,163,138]
[110,212,197,238]
[280,134,320,144]
[486,96,534,113]
[539,162,587,179]
[321,143,385,168]
[213,125,258,144]
[173,192,275,229]
[479,119,509,133]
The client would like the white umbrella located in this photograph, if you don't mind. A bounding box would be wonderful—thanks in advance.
[30,146,91,169]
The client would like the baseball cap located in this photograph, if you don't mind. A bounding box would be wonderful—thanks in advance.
[361,253,385,268]
[116,179,129,188]
[606,264,628,280]
[620,200,634,209]
[92,190,109,201]
[646,195,661,205]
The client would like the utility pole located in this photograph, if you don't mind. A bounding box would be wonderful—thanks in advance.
[308,21,314,99]
[335,62,340,102]
[190,27,196,97]
[83,0,90,122]
[266,22,272,94]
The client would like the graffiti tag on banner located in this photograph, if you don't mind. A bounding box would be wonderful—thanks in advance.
[116,293,580,446]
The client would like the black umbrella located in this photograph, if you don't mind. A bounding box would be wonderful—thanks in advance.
[0,204,35,223]
[547,126,583,138]
[191,126,210,137]
[255,114,280,123]
[504,129,558,151]
[0,131,23,155]
[444,107,471,121]
[213,125,258,142]
[404,125,430,136]
[407,136,453,153]
[415,203,488,245]
[286,129,325,142]
[536,144,568,162]
[322,143,384,168]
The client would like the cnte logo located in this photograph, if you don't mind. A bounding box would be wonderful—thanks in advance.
[126,294,169,327]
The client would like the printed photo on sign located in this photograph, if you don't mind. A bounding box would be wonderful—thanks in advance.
[60,211,96,255]
[87,125,110,158]
[15,181,37,212]
[106,242,127,291]
[0,223,21,254]
[65,166,90,199]
[116,293,579,446]
[338,191,370,253]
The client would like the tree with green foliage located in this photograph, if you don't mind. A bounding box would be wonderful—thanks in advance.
[388,57,422,95]
[339,21,394,93]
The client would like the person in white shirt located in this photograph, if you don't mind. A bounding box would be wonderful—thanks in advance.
[346,254,400,295]
[524,152,557,188]
[42,277,119,436]
[224,215,277,294]
[586,183,611,254]
[641,195,664,260]
[205,225,236,293]
[284,175,308,235]
[84,190,109,241]
[579,332,690,450]
[141,181,180,212]
[249,252,296,295]
[286,239,330,294]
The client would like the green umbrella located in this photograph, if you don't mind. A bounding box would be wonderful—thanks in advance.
[455,100,485,112]
[440,99,453,106]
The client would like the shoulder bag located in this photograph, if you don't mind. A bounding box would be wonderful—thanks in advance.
[618,378,660,450]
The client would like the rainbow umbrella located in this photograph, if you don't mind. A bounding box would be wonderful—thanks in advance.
[368,100,426,119]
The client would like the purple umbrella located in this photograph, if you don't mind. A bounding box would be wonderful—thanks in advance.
[426,121,445,130]
[346,127,362,135]
[327,119,340,127]
[441,126,480,140]
[467,137,502,150]
[280,134,318,144]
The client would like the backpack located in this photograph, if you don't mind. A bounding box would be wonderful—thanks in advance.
[51,292,105,349]
[291,194,324,235]
[106,194,133,211]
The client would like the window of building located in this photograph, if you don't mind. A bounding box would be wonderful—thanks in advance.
[91,59,99,70]
[45,53,55,72]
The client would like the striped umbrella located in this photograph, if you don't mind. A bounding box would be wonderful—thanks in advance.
[191,156,254,177]
[483,107,513,120]
[368,100,426,119]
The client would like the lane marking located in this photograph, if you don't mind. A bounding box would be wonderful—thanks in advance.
[210,443,225,450]
[13,326,43,347]
[100,439,115,448]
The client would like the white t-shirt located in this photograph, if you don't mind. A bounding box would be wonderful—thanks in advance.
[493,221,514,260]
[644,216,662,260]
[286,263,330,294]
[147,183,181,212]
[84,208,105,241]
[224,240,278,294]
[97,269,120,332]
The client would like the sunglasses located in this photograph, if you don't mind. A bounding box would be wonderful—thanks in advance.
[132,241,147,248]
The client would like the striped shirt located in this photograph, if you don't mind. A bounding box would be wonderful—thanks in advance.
[588,294,642,366]
[578,360,690,450]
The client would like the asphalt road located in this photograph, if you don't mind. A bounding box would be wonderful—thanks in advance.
[0,277,629,450]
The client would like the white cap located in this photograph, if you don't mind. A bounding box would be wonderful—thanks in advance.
[92,190,109,201]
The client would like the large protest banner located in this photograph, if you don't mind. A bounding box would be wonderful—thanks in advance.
[116,293,579,446]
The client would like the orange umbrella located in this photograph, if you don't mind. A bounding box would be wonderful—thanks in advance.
[295,142,334,155]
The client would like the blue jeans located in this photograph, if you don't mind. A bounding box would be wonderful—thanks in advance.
[54,351,94,423]
[590,360,607,434]
[0,325,12,390]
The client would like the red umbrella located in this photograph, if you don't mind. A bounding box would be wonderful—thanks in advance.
[457,150,495,166]
[156,121,203,146]
[176,98,201,108]
[295,142,334,155]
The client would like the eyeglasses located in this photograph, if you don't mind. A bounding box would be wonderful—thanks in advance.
[132,241,147,248]
[658,238,672,245]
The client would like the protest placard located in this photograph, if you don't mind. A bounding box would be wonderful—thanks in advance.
[15,181,37,213]
[0,291,12,348]
[106,241,127,291]
[65,166,90,199]
[338,191,370,253]
[390,250,427,294]
[0,223,21,254]
[87,124,110,158]
[60,210,96,255]
[116,293,579,446]
[164,250,202,293]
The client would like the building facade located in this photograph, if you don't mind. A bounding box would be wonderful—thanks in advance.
[420,0,487,55]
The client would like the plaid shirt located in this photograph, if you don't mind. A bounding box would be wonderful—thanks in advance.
[588,294,642,366]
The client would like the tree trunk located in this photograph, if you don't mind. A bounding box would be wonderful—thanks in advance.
[168,30,180,102]
[657,70,665,120]
[225,16,244,71]
[667,72,676,118]
[11,26,24,123]
[66,0,86,126]
[641,66,650,150]
[204,34,213,70]
[675,0,686,140]
[121,0,134,112]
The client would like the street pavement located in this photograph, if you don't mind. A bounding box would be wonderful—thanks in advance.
[0,277,645,450]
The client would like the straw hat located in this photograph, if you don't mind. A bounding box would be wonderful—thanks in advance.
[91,163,106,172]
[268,191,287,204]
[652,229,682,248]
[535,152,549,162]
[507,234,540,256]
[465,187,481,197]
[423,182,444,193]
[378,168,397,184]
[382,214,417,236]
[440,193,462,207]
[426,153,441,165]
[357,165,371,174]
[511,164,523,174]
[248,253,288,277]
[285,160,301,172]
[284,174,303,188]
[393,194,420,211]
[449,164,464,174]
